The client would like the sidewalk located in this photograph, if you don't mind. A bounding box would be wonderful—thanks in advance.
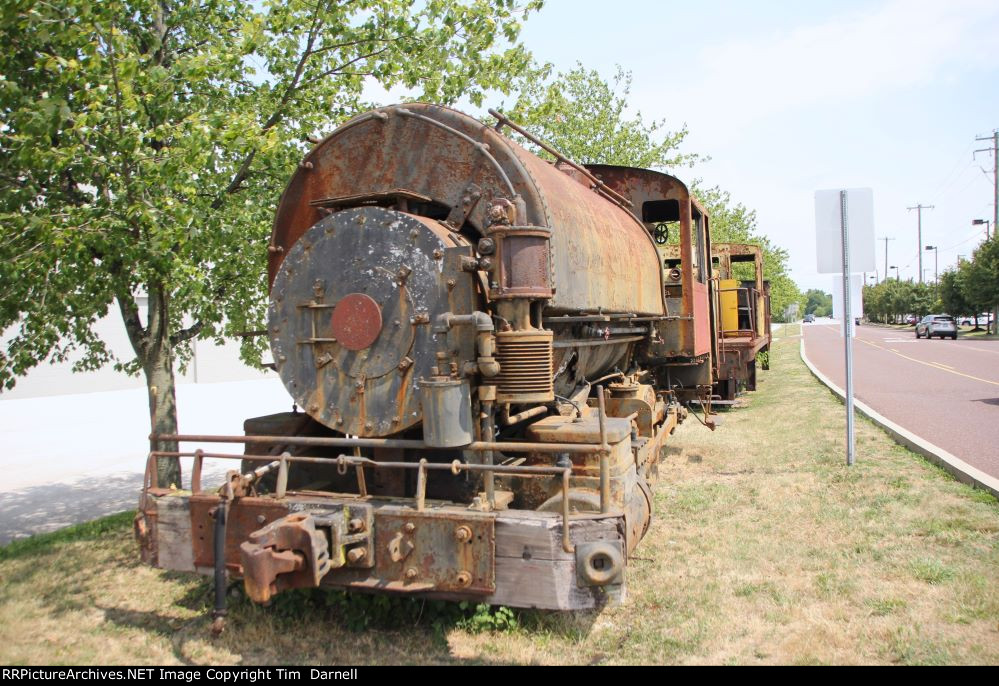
[0,378,287,544]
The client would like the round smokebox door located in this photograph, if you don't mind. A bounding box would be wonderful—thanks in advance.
[268,206,454,437]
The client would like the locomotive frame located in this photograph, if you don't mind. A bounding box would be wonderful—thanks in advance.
[135,104,742,615]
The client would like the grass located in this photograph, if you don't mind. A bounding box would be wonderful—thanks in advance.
[1,336,997,665]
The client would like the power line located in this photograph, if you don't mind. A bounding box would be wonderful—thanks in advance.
[938,227,988,253]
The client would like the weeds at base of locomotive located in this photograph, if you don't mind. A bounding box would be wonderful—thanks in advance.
[136,103,744,617]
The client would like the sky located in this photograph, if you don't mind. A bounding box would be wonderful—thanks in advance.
[508,0,999,293]
[514,0,999,292]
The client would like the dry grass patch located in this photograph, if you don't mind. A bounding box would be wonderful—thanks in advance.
[0,336,996,665]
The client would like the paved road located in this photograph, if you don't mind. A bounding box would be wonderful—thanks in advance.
[803,321,999,480]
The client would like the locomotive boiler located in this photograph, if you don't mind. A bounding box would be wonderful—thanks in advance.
[136,104,721,613]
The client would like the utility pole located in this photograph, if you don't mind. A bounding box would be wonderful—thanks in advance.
[907,205,934,283]
[975,130,998,333]
[975,130,998,232]
[879,236,894,285]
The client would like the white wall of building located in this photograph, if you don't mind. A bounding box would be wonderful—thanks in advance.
[1,298,272,400]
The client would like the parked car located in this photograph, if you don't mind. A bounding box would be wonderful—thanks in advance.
[803,314,815,323]
[915,314,957,340]
[905,314,918,325]
[958,313,995,327]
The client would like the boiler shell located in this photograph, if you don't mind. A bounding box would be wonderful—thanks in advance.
[270,104,664,317]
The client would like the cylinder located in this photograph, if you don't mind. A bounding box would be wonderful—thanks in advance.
[419,377,474,447]
[269,103,664,316]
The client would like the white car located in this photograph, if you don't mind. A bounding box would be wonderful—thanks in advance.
[916,315,957,340]
[958,313,994,327]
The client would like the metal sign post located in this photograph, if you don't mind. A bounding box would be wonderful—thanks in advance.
[816,188,874,467]
[839,191,855,466]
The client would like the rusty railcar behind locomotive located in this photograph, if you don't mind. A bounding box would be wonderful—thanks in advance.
[136,104,722,612]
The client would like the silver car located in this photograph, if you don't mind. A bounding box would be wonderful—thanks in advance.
[915,315,957,340]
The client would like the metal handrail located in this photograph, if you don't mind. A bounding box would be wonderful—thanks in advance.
[145,449,581,553]
[144,387,620,554]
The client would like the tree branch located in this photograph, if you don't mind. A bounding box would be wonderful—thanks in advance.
[299,46,389,88]
[170,320,203,346]
[212,2,328,206]
[117,290,148,358]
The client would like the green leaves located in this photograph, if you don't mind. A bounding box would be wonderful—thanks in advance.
[504,63,700,171]
[1,0,542,390]
[693,184,803,321]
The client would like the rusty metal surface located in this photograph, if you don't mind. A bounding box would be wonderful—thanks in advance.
[375,510,495,593]
[586,165,713,359]
[268,206,475,437]
[239,513,332,603]
[488,225,553,300]
[189,495,289,571]
[494,329,554,403]
[505,148,664,315]
[270,103,664,316]
[135,103,725,613]
[330,293,383,351]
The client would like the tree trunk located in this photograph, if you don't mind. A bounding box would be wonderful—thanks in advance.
[117,281,182,488]
[139,284,181,487]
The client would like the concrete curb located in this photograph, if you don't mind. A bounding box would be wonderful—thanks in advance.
[799,338,999,498]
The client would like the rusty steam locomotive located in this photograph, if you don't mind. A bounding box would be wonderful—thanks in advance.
[137,103,760,613]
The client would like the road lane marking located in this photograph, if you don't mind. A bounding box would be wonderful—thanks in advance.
[855,337,999,387]
[941,341,999,355]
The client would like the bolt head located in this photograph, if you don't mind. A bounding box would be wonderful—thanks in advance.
[477,237,496,255]
[403,522,416,533]
[405,567,418,580]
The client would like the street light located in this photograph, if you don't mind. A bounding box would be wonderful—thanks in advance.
[890,265,900,281]
[973,218,991,239]
[925,245,938,284]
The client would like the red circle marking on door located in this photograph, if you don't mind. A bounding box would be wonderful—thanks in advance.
[330,293,382,351]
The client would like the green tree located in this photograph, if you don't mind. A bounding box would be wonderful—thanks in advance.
[504,63,699,169]
[909,281,939,318]
[938,269,976,326]
[0,0,542,485]
[692,185,804,321]
[804,289,832,317]
[959,236,999,334]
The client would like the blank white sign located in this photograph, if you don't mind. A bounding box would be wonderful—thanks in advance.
[815,188,875,274]
[831,273,864,337]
